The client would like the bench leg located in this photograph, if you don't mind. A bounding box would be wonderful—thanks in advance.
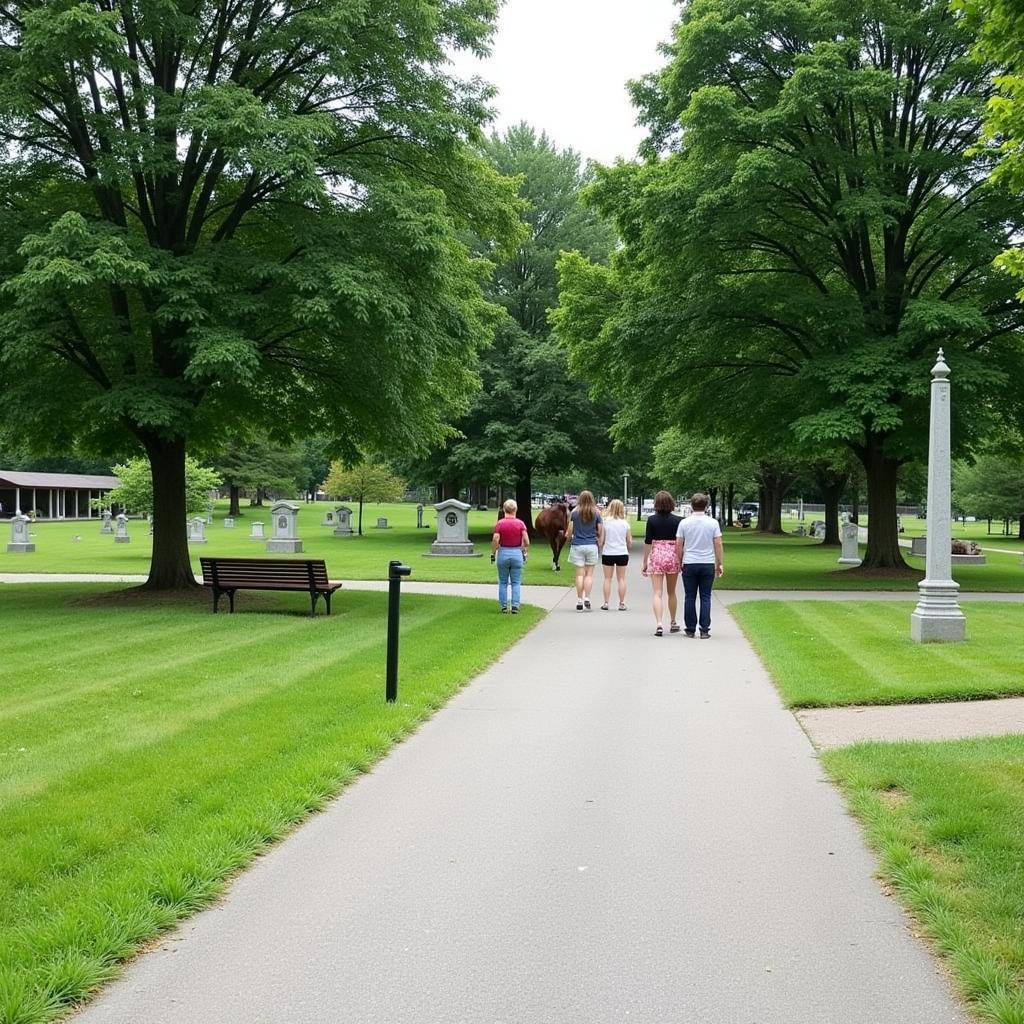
[228,590,236,613]
[324,591,332,616]
[310,592,319,617]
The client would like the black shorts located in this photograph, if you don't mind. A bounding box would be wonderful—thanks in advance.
[602,554,629,567]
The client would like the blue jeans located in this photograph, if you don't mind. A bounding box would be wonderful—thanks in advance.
[682,563,715,634]
[497,548,524,608]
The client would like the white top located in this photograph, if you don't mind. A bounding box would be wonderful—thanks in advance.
[676,512,722,564]
[602,518,631,557]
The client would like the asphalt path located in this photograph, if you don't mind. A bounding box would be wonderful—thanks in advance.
[73,558,966,1024]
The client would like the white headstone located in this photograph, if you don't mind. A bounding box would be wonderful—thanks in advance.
[7,512,35,553]
[321,510,335,526]
[266,500,303,553]
[250,520,265,540]
[426,499,479,557]
[187,516,207,544]
[910,536,927,557]
[223,517,235,529]
[837,512,861,566]
[114,513,130,544]
[333,505,354,537]
[911,350,965,642]
[375,516,389,529]
[206,501,214,525]
[100,509,113,534]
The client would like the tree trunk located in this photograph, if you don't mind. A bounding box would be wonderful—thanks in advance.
[142,436,196,590]
[757,466,791,535]
[229,484,240,517]
[515,466,534,532]
[850,484,860,524]
[358,496,364,536]
[821,482,843,546]
[1018,514,1023,540]
[756,484,769,533]
[709,487,718,519]
[858,436,908,570]
[726,483,735,527]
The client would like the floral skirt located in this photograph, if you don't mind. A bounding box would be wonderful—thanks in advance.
[648,539,680,575]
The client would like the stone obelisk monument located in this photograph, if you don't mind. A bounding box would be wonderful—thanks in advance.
[910,349,965,642]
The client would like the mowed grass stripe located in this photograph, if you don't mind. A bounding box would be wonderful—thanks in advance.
[0,585,542,1024]
[732,600,1024,706]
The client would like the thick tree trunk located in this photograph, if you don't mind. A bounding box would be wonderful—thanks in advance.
[756,484,769,533]
[229,484,240,517]
[1018,514,1023,540]
[709,487,718,519]
[515,466,534,532]
[142,436,196,590]
[358,496,364,536]
[757,466,791,535]
[726,483,735,527]
[858,436,908,570]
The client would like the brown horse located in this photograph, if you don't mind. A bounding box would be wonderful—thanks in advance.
[535,502,569,571]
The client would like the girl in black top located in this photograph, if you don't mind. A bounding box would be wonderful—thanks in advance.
[642,491,683,636]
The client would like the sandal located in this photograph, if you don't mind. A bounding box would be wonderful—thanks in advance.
[600,603,609,610]
[654,625,663,637]
[618,604,627,611]
[669,623,681,634]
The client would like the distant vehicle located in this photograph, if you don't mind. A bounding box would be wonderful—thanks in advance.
[737,502,759,517]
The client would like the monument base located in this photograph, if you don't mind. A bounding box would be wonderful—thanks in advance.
[114,537,130,544]
[837,557,862,566]
[6,543,35,553]
[951,554,986,565]
[333,528,354,537]
[911,580,965,642]
[425,542,481,557]
[266,539,304,553]
[188,539,208,545]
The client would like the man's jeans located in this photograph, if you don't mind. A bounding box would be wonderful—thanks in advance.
[497,548,524,609]
[682,563,716,634]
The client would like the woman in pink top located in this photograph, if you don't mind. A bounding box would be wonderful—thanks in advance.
[491,499,530,613]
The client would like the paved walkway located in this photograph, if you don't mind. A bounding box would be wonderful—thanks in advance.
[74,562,966,1024]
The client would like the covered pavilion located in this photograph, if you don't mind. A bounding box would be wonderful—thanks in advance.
[0,470,120,519]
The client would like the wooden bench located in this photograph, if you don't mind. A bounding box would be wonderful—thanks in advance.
[199,557,342,616]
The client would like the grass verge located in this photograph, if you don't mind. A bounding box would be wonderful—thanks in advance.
[825,736,1024,1024]
[731,600,1024,707]
[0,584,541,1024]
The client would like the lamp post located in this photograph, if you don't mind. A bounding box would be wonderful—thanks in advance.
[622,472,629,505]
[910,349,965,642]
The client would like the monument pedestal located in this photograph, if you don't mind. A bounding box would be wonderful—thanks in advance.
[266,538,303,553]
[426,541,480,557]
[425,499,481,557]
[911,581,966,642]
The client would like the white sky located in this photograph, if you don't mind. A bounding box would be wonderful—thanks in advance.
[450,0,679,165]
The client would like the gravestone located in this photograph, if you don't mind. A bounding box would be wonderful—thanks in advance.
[114,513,130,544]
[426,499,479,557]
[333,505,354,537]
[223,517,235,529]
[321,510,335,527]
[811,520,827,540]
[206,501,214,525]
[250,521,265,540]
[416,504,426,529]
[793,525,806,537]
[7,512,35,553]
[375,516,389,529]
[266,500,303,553]
[837,512,861,566]
[100,509,113,534]
[187,517,207,544]
[910,536,927,557]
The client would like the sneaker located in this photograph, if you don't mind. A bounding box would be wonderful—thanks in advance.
[584,599,591,610]
[699,631,710,639]
[511,606,519,614]
[500,606,509,614]
[600,603,609,610]
[654,625,663,637]
[684,630,695,638]
[576,600,584,611]
[618,604,627,611]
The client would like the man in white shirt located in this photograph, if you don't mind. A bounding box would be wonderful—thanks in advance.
[675,492,724,638]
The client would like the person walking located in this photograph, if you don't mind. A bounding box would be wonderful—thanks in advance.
[641,490,682,636]
[564,490,603,611]
[676,492,724,638]
[490,499,530,614]
[600,498,632,610]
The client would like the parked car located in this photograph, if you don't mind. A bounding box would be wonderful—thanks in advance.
[737,502,759,517]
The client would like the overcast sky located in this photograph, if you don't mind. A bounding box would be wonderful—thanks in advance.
[450,0,679,165]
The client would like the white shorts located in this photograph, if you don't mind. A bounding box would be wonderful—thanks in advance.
[569,544,599,567]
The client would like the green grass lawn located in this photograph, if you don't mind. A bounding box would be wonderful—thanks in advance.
[732,600,1024,706]
[4,504,1024,591]
[0,584,541,1024]
[825,736,1024,1024]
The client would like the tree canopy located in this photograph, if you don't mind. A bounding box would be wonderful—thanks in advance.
[555,0,1024,568]
[0,0,522,586]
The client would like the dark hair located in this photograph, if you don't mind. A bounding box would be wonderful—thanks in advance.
[654,490,675,514]
[691,492,709,512]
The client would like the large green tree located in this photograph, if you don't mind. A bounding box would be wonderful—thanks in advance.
[555,0,1024,569]
[955,453,1024,537]
[0,0,520,587]
[414,124,617,529]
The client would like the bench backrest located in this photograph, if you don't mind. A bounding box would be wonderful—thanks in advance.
[200,557,330,588]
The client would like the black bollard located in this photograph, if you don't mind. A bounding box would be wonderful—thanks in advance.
[386,559,412,703]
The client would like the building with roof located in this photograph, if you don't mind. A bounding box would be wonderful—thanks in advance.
[0,471,120,519]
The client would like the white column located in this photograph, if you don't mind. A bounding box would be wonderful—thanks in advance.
[14,486,20,514]
[911,349,965,642]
